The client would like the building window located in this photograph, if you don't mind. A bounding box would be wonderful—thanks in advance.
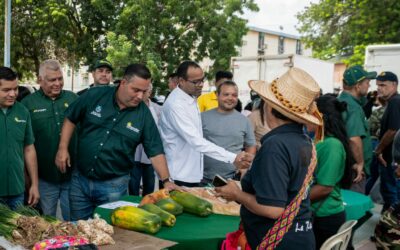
[278,36,284,54]
[296,40,302,55]
[82,73,89,86]
[258,32,265,55]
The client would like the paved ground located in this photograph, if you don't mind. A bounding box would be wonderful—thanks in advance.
[353,203,381,250]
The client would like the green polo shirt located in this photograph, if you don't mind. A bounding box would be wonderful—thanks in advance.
[65,85,164,180]
[312,136,346,217]
[21,89,78,183]
[0,102,35,196]
[338,91,373,175]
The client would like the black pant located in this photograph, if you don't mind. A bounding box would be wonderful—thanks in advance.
[313,211,346,249]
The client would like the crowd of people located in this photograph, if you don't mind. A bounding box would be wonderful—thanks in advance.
[0,58,399,249]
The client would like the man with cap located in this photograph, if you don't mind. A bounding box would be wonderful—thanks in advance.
[338,65,376,193]
[77,59,113,96]
[374,71,400,210]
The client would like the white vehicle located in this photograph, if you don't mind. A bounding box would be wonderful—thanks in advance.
[364,44,400,90]
[231,54,335,105]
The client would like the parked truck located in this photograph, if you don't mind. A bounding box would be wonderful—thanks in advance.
[231,54,335,105]
[364,44,400,91]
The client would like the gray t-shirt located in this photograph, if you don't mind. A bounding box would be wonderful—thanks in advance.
[201,108,256,182]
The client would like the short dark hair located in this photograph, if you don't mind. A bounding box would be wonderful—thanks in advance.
[215,71,233,82]
[123,64,151,81]
[176,61,201,79]
[0,67,18,84]
[169,72,178,78]
[216,80,237,95]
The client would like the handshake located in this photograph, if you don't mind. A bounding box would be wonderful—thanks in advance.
[233,151,255,169]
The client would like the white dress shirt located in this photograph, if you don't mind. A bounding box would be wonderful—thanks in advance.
[159,87,236,183]
[135,101,162,164]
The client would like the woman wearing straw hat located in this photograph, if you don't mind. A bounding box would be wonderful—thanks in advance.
[216,67,323,250]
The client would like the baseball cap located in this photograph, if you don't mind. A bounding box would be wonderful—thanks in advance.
[376,71,398,83]
[343,65,376,86]
[93,59,113,71]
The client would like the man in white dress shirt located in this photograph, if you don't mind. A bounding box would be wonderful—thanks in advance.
[159,61,252,186]
[130,83,162,195]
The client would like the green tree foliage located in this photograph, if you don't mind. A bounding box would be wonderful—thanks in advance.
[105,0,258,91]
[297,0,400,65]
[1,0,257,88]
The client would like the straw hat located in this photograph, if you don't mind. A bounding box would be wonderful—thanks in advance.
[249,67,322,126]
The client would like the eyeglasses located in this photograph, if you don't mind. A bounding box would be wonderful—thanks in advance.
[185,77,205,86]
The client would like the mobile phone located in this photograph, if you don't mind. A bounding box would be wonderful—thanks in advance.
[212,174,228,187]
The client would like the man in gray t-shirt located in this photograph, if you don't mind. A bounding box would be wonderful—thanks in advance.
[201,81,256,183]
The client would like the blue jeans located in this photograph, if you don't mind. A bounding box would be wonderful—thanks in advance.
[69,170,129,221]
[0,193,24,210]
[380,162,400,210]
[39,179,70,221]
[129,162,155,196]
[366,139,380,195]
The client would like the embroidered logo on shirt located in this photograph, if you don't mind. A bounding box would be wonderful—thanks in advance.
[126,122,140,133]
[90,105,102,118]
[33,108,47,113]
[14,117,27,123]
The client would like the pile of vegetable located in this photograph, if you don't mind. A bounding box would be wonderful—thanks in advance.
[0,205,114,249]
[76,214,115,245]
[111,189,213,234]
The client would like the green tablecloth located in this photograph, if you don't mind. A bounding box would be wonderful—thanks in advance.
[95,190,373,249]
[342,189,374,220]
[94,196,240,250]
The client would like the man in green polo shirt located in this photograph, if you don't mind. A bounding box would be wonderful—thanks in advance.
[338,65,376,193]
[22,60,77,220]
[0,66,39,209]
[55,63,178,220]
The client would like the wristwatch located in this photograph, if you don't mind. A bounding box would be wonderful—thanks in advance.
[161,177,174,184]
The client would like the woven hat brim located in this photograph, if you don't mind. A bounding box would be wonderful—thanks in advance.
[249,80,321,126]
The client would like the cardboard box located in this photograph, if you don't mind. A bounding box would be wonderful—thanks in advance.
[102,227,177,250]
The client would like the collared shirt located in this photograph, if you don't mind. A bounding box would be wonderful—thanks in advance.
[159,87,236,183]
[21,89,78,183]
[197,91,218,112]
[0,102,35,196]
[338,91,372,175]
[65,86,164,180]
[241,123,313,249]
